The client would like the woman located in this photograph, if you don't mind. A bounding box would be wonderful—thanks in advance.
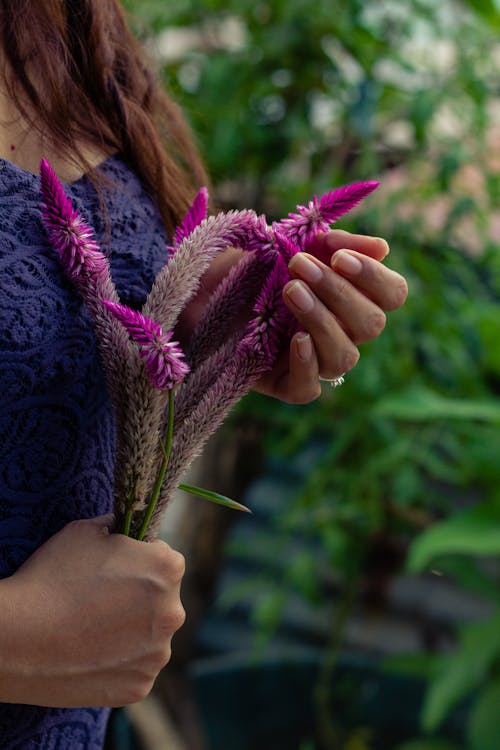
[0,1,407,748]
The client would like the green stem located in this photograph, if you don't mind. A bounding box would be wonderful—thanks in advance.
[137,389,175,541]
[122,507,133,536]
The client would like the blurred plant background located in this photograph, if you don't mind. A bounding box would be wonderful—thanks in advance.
[117,1,500,749]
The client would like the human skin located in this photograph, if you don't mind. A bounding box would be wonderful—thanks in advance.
[177,232,408,404]
[0,516,186,707]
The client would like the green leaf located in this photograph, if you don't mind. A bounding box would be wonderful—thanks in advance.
[461,0,500,28]
[375,388,500,423]
[407,502,500,573]
[468,680,500,750]
[178,483,251,513]
[421,612,500,731]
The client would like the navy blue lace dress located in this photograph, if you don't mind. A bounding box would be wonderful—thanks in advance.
[0,155,167,749]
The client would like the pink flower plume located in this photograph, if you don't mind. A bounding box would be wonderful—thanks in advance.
[273,229,301,264]
[318,181,380,223]
[173,187,209,248]
[39,158,110,280]
[238,254,293,367]
[103,301,189,390]
[278,180,379,250]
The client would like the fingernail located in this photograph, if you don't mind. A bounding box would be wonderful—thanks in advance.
[289,253,323,284]
[286,281,315,312]
[332,250,363,275]
[295,332,312,361]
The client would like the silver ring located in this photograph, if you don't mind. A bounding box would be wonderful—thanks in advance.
[321,374,346,388]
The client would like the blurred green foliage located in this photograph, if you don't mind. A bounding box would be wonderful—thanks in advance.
[123,0,500,747]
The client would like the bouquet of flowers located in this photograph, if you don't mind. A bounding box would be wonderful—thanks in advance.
[40,159,377,540]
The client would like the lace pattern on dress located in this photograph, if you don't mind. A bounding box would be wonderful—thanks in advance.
[0,155,168,749]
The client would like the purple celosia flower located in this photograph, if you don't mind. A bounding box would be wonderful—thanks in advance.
[185,252,265,369]
[243,214,277,263]
[40,158,110,280]
[238,253,294,367]
[144,209,260,332]
[317,181,380,223]
[273,229,301,264]
[103,301,190,390]
[279,181,379,250]
[173,187,209,249]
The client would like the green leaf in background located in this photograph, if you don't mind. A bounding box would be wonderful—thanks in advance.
[407,501,500,573]
[421,612,500,731]
[468,679,500,750]
[375,387,500,423]
[462,0,500,28]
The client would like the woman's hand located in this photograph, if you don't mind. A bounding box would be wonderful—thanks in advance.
[176,229,408,404]
[0,515,185,708]
[255,229,408,403]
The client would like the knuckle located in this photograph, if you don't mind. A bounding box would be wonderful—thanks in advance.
[168,550,186,582]
[122,679,154,706]
[148,642,173,672]
[154,547,185,583]
[165,603,186,633]
[157,643,173,669]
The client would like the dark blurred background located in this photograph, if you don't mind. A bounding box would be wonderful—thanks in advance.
[109,1,500,748]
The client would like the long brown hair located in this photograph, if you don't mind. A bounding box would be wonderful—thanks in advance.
[0,0,208,234]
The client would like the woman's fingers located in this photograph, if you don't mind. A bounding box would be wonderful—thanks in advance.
[283,276,360,380]
[285,332,321,402]
[255,334,321,404]
[285,250,407,360]
[330,249,408,311]
[307,229,390,264]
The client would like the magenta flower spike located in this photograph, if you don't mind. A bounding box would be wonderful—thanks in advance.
[318,180,380,223]
[39,158,110,281]
[273,229,301,264]
[238,253,294,367]
[173,187,209,249]
[278,180,379,250]
[103,301,190,390]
